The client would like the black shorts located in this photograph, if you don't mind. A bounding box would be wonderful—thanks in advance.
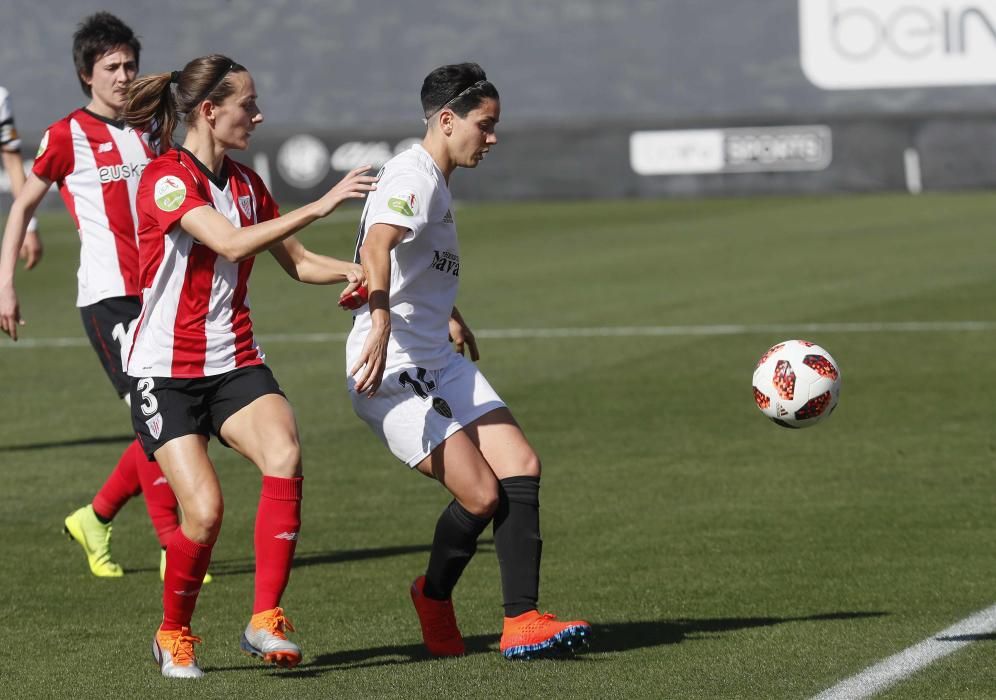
[130,364,285,459]
[80,296,141,398]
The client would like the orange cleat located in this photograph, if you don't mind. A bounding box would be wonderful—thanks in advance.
[499,610,592,660]
[410,575,465,657]
[240,607,301,668]
[153,626,204,678]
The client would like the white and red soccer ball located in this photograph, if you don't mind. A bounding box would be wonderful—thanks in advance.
[752,339,841,429]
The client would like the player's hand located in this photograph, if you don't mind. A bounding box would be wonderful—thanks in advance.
[339,284,368,310]
[19,227,43,270]
[0,285,24,341]
[314,165,378,217]
[350,320,390,397]
[449,314,479,361]
[338,264,368,310]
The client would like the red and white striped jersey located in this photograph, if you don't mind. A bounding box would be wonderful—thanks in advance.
[32,109,155,306]
[126,147,279,379]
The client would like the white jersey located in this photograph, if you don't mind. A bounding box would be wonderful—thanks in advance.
[346,144,460,374]
[0,87,21,152]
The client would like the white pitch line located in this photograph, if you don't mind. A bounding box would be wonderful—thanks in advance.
[1,320,996,350]
[812,603,996,700]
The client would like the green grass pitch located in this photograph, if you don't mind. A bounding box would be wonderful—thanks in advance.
[2,192,995,698]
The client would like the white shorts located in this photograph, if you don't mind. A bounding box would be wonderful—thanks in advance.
[348,353,506,467]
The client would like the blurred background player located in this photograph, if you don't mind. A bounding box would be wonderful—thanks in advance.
[0,86,43,269]
[345,62,591,660]
[0,12,194,581]
[124,54,375,678]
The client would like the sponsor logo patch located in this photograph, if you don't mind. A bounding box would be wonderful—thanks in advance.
[145,412,163,440]
[97,141,114,153]
[154,176,187,212]
[387,192,417,217]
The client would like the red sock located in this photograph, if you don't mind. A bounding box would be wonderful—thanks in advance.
[91,440,143,520]
[133,443,180,546]
[161,529,213,631]
[253,476,303,613]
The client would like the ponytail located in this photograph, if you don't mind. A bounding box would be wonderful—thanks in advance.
[124,72,179,151]
[124,55,245,152]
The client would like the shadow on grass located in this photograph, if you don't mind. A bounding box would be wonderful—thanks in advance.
[937,632,996,642]
[207,610,888,676]
[0,433,134,452]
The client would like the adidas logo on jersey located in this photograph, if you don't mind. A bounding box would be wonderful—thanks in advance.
[442,209,453,224]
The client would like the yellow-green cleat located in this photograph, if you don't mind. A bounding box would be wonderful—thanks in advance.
[63,504,123,577]
[160,549,213,585]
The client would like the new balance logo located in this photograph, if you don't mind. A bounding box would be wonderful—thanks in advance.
[97,141,114,153]
[153,476,169,486]
[274,531,298,541]
[173,588,201,597]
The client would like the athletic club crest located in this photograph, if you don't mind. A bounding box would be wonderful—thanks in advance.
[238,195,253,220]
[145,413,163,440]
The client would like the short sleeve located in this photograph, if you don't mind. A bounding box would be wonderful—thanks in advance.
[255,175,280,222]
[32,122,74,182]
[139,163,212,235]
[364,170,433,242]
[0,89,21,152]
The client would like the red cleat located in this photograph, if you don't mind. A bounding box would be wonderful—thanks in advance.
[410,575,465,657]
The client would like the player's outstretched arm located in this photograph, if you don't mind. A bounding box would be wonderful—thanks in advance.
[349,222,407,397]
[0,174,53,340]
[180,166,376,264]
[269,235,366,290]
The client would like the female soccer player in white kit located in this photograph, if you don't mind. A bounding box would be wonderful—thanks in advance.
[124,54,375,678]
[346,62,591,660]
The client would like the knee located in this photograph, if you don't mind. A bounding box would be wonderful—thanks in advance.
[462,483,499,519]
[517,451,542,479]
[182,498,224,544]
[259,438,302,478]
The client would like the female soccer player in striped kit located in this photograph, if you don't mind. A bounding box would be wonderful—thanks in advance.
[0,13,190,581]
[124,54,375,679]
[346,63,591,660]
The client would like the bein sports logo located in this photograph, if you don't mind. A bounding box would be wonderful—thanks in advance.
[799,0,996,88]
[98,161,148,184]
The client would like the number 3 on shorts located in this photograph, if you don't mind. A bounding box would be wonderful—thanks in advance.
[137,377,158,417]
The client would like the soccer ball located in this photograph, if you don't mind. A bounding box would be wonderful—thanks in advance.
[752,339,841,429]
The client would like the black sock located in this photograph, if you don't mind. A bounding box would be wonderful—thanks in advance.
[493,476,542,618]
[423,499,491,600]
[93,510,113,525]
